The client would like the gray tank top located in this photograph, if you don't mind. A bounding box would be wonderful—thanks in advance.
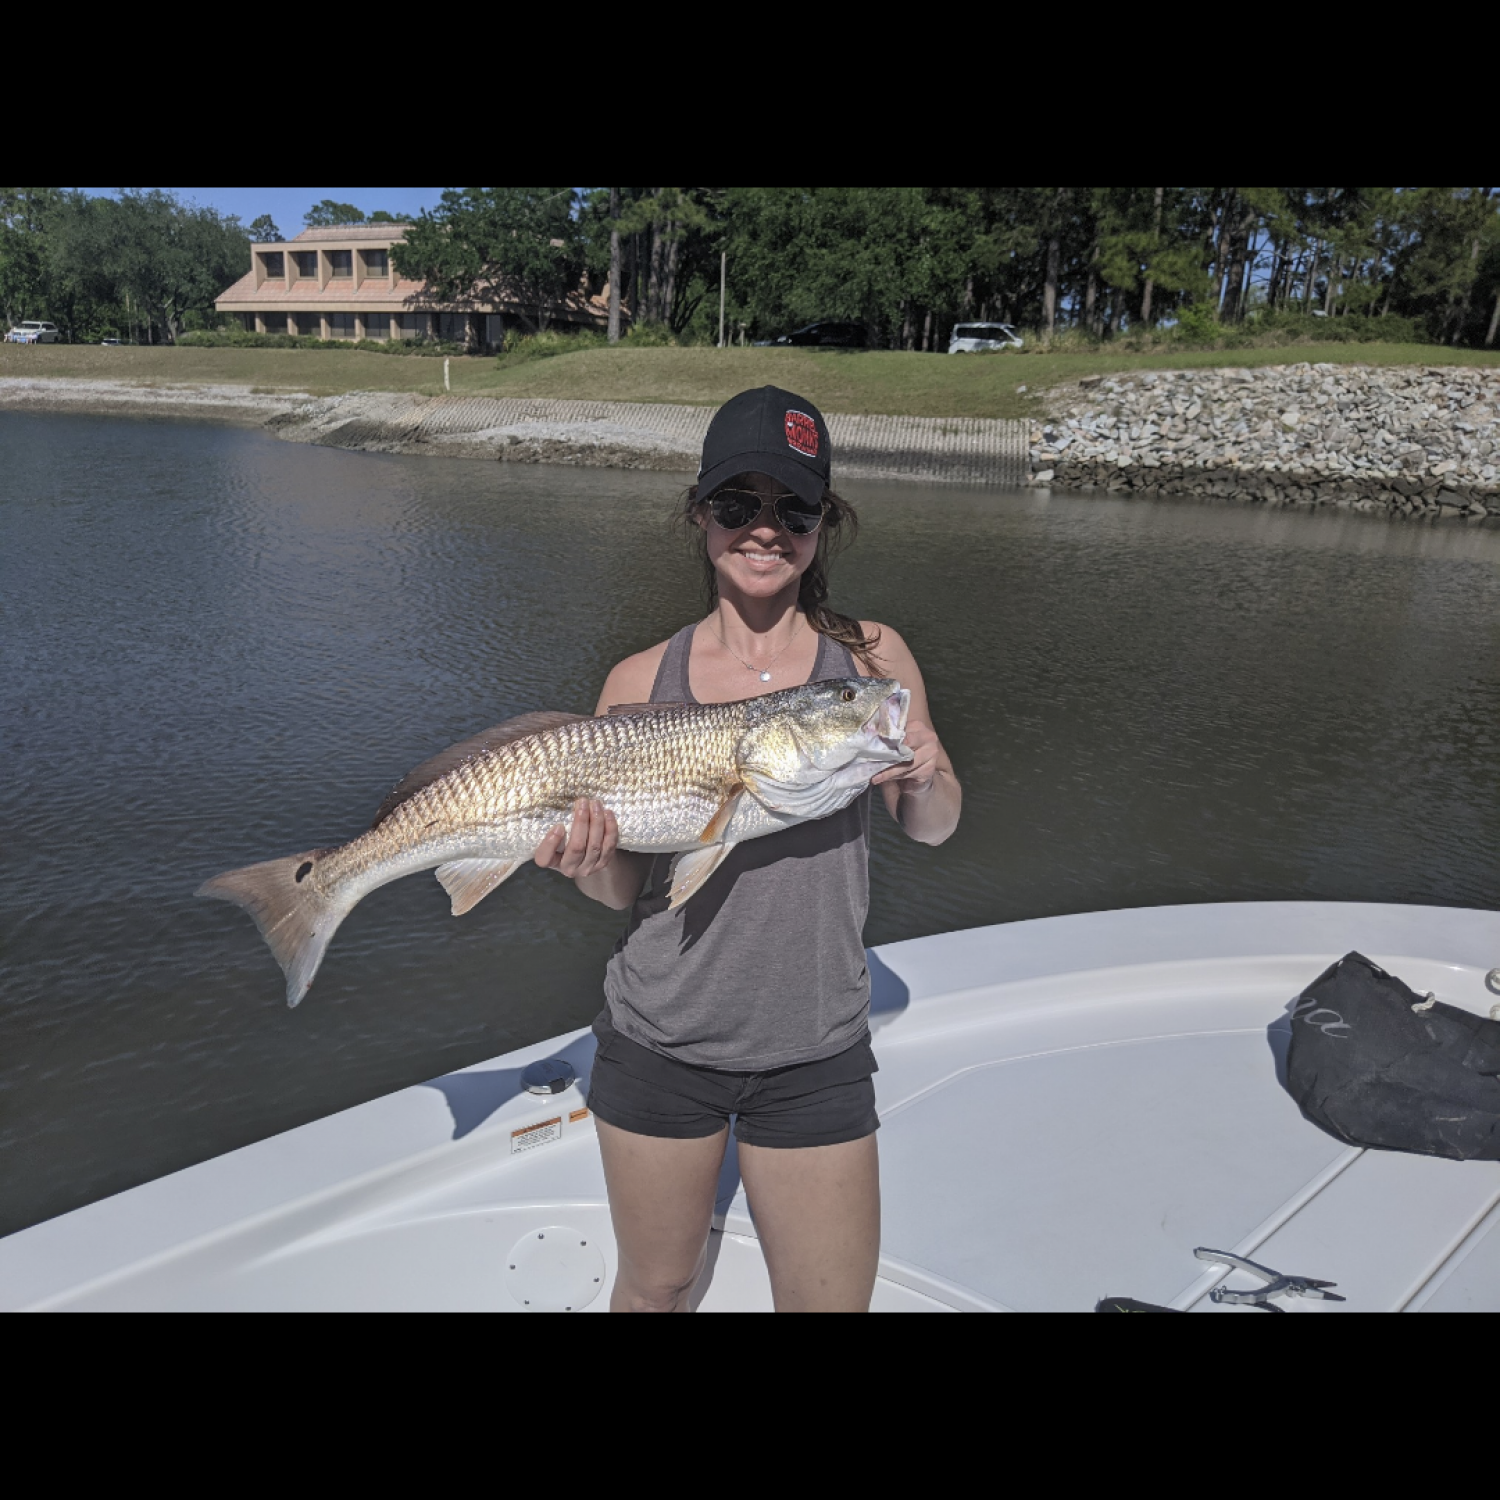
[602,623,873,1071]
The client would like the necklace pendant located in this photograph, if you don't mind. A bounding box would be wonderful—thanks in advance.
[759,670,772,682]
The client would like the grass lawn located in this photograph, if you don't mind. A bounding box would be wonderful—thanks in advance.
[6,341,1499,421]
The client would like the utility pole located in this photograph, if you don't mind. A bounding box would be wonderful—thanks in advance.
[608,188,621,345]
[718,251,726,348]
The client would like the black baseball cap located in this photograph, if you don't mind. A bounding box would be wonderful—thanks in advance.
[697,386,832,509]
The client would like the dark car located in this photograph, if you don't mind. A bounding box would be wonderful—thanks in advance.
[755,321,868,348]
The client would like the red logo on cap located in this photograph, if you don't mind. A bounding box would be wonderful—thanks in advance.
[784,410,819,458]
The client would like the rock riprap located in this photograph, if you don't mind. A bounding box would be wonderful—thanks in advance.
[1029,363,1500,517]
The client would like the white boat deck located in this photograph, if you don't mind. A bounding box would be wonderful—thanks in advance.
[4,902,1498,1312]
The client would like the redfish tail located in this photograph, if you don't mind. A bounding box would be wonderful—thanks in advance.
[196,847,352,1008]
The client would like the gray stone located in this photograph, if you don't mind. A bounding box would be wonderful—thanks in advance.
[1031,363,1498,522]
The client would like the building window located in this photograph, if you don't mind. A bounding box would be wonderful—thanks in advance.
[259,252,285,278]
[327,251,352,279]
[361,249,388,278]
[299,314,322,338]
[396,313,427,339]
[330,313,356,339]
[242,313,257,333]
[362,316,389,341]
[292,252,318,281]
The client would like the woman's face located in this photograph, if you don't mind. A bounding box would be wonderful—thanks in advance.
[699,472,820,602]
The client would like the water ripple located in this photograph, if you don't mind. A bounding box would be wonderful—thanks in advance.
[2,414,1499,1234]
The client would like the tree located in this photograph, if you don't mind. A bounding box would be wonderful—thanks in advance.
[609,188,721,334]
[721,187,930,345]
[1385,188,1498,341]
[249,214,283,243]
[304,200,367,228]
[58,190,249,343]
[608,187,621,343]
[0,187,63,327]
[392,187,585,336]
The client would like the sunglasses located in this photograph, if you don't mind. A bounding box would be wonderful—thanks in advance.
[706,489,826,536]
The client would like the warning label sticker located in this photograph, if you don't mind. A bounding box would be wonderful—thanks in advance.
[510,1116,562,1154]
[569,1107,590,1124]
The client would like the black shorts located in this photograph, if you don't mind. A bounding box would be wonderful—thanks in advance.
[586,1011,880,1150]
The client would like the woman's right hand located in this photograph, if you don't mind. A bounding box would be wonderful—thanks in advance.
[533,798,619,880]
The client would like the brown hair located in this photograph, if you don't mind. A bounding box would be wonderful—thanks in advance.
[682,479,883,671]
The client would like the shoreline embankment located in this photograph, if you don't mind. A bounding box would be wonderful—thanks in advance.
[4,364,1498,517]
[0,377,302,427]
[1029,363,1500,517]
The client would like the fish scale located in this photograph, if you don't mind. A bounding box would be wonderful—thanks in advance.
[198,677,911,1006]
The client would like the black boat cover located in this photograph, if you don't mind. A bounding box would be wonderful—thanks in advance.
[1285,951,1500,1161]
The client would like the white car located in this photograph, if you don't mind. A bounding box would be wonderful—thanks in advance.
[6,320,60,344]
[948,321,1023,353]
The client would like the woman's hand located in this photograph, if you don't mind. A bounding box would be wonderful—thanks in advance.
[871,719,943,795]
[534,798,619,880]
[870,719,960,845]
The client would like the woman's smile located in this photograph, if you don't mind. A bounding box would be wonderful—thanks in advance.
[736,546,790,566]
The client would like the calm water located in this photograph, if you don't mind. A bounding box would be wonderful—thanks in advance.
[3,411,1499,1236]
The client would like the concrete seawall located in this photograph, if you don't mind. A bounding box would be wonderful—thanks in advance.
[266,391,1035,486]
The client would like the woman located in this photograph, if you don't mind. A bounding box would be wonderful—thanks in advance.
[534,386,960,1311]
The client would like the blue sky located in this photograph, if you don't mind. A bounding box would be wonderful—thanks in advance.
[78,188,447,234]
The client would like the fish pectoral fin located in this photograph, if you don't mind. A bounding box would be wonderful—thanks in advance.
[697,782,744,844]
[435,858,523,916]
[736,767,805,815]
[666,843,737,909]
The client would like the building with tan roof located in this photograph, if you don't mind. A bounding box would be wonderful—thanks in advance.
[215,224,610,347]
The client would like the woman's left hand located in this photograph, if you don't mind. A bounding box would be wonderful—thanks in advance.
[871,718,943,795]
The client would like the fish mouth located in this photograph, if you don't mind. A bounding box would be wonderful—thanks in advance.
[863,689,911,756]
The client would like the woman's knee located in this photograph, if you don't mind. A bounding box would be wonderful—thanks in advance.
[613,1248,707,1312]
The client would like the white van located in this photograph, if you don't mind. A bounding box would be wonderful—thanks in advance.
[6,320,60,344]
[948,322,1023,353]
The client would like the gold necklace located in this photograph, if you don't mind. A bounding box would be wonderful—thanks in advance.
[712,614,803,682]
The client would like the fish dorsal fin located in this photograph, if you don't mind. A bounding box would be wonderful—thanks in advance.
[371,711,588,827]
[607,701,688,716]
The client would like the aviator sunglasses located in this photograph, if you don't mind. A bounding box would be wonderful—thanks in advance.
[706,488,826,536]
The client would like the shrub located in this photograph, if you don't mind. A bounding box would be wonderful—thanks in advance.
[1014,325,1101,354]
[1172,303,1222,343]
[620,321,677,347]
[175,330,466,355]
[495,326,610,362]
[1239,308,1428,345]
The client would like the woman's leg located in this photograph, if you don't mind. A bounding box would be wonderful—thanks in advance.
[738,1134,880,1312]
[596,1118,729,1312]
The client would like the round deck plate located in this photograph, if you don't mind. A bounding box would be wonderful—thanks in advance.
[505,1226,605,1311]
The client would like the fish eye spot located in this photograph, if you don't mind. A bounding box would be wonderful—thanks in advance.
[295,861,313,883]
[841,688,857,702]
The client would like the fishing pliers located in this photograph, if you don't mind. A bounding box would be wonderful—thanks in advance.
[1193,1247,1346,1312]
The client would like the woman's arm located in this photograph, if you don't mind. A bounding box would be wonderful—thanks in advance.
[862,623,962,847]
[531,649,662,910]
